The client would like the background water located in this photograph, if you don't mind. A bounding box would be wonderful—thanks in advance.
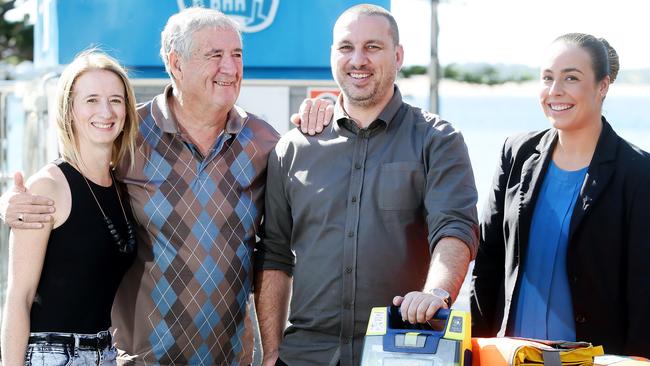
[406,92,650,212]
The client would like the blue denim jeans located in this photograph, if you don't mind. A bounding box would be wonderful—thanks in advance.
[25,330,116,366]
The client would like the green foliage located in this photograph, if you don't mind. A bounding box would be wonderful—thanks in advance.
[517,74,534,82]
[443,63,535,85]
[400,65,428,78]
[0,0,34,64]
[443,63,460,79]
[400,63,535,85]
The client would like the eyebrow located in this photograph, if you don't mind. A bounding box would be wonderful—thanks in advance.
[82,93,125,99]
[543,67,584,74]
[366,39,385,46]
[204,48,243,56]
[335,39,385,46]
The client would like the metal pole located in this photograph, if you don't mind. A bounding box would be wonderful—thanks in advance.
[429,0,440,114]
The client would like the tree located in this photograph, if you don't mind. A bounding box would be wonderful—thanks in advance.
[443,63,460,79]
[400,65,428,78]
[0,0,33,64]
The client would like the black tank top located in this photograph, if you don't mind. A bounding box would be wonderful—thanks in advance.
[30,160,136,333]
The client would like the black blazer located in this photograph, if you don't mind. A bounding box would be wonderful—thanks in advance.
[471,118,650,356]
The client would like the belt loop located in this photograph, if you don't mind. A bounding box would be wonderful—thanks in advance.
[99,330,106,349]
[97,334,104,364]
[73,334,80,357]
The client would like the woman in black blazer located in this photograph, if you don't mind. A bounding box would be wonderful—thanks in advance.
[471,33,650,357]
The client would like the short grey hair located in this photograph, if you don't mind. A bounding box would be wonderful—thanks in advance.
[160,7,242,78]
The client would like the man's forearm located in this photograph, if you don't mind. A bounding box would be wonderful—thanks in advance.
[424,236,471,302]
[254,269,292,363]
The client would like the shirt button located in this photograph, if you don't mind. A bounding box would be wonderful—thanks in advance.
[355,163,361,169]
[351,196,357,203]
[344,302,352,309]
[348,231,354,237]
[575,315,587,323]
[345,267,352,274]
[342,337,350,344]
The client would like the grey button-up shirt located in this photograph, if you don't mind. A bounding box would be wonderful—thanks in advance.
[257,86,479,366]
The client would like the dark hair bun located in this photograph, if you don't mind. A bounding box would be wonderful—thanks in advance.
[598,38,619,83]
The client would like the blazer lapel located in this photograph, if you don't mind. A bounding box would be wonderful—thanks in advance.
[569,119,618,239]
[505,129,556,334]
[517,129,557,258]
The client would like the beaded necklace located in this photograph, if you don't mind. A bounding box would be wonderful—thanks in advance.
[81,169,136,253]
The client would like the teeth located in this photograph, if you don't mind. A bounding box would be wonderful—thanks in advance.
[215,81,233,86]
[550,104,572,111]
[350,73,370,79]
[92,122,113,129]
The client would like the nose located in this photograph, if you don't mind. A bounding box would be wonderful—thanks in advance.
[548,79,564,96]
[98,99,115,118]
[220,55,237,75]
[350,49,368,68]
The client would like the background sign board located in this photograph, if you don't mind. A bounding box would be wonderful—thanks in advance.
[308,87,341,104]
[35,0,390,79]
[237,85,290,133]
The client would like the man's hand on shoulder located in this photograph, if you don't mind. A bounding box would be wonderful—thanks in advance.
[290,98,334,136]
[0,171,55,229]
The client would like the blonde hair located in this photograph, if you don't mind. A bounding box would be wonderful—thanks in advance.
[55,49,138,171]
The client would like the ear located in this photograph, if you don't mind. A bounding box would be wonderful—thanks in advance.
[598,75,611,98]
[169,51,183,81]
[395,44,404,70]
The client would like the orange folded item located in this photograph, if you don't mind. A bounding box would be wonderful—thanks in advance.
[472,337,604,366]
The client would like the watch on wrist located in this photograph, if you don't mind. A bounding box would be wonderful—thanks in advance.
[429,288,452,308]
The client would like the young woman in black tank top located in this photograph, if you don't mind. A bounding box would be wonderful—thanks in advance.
[1,51,139,366]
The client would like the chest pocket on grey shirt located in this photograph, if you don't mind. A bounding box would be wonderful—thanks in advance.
[379,162,425,210]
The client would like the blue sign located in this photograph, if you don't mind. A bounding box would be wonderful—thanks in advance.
[177,0,280,33]
[35,0,390,79]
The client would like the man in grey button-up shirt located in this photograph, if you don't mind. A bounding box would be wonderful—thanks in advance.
[254,4,479,366]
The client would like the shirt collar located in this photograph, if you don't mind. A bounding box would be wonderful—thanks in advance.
[151,84,248,135]
[333,85,404,132]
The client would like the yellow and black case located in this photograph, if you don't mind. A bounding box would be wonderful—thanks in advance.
[360,306,471,366]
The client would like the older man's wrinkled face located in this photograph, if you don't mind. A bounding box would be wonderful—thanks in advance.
[331,14,403,108]
[175,26,243,111]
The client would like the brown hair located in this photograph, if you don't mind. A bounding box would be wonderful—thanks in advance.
[554,33,619,83]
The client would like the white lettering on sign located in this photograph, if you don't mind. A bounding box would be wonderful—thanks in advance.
[215,0,246,12]
[177,0,279,33]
